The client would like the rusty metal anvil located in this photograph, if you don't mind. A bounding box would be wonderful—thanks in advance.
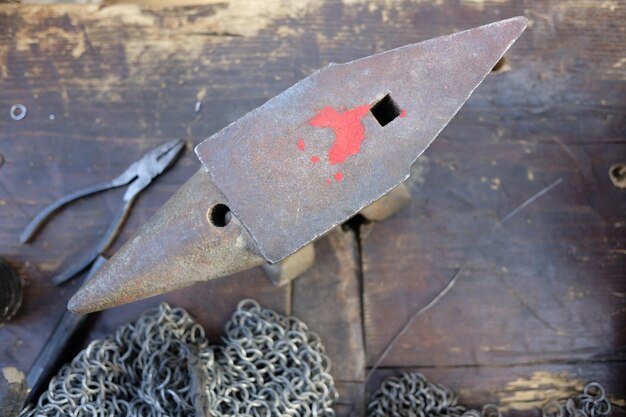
[69,17,528,313]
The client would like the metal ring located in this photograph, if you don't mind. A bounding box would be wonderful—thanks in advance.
[542,400,564,417]
[9,104,27,121]
[482,403,501,417]
[583,382,606,401]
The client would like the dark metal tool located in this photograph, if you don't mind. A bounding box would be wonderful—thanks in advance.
[24,256,107,407]
[20,140,185,285]
[69,17,528,313]
[0,257,22,324]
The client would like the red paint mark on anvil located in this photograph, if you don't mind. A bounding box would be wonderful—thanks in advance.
[326,179,332,184]
[400,109,407,118]
[308,104,370,165]
[334,171,344,182]
[297,138,305,151]
[311,156,320,163]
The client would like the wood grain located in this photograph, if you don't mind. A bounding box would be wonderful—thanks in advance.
[293,228,367,415]
[0,0,624,415]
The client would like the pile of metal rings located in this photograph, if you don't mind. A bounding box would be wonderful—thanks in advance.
[367,372,499,417]
[543,382,612,417]
[368,372,613,417]
[20,299,337,417]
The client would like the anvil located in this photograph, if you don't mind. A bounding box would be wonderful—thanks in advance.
[69,17,528,313]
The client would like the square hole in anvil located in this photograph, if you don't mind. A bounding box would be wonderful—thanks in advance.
[370,93,401,126]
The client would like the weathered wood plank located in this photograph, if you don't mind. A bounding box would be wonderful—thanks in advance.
[292,228,366,416]
[363,143,626,367]
[362,0,626,369]
[335,381,366,417]
[0,0,624,413]
[293,228,365,382]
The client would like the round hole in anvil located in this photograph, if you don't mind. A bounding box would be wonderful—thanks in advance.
[209,203,232,227]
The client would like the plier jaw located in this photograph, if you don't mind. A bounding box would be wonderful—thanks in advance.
[122,139,186,202]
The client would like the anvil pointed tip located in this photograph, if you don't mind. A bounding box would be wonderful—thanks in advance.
[67,259,163,313]
[508,15,530,28]
[68,169,265,313]
[67,254,156,313]
[493,15,529,42]
[195,17,530,263]
[473,15,528,33]
[67,281,104,314]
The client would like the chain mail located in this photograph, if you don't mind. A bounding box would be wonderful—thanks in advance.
[367,372,613,417]
[542,382,612,417]
[18,300,613,417]
[20,299,337,417]
[367,372,498,417]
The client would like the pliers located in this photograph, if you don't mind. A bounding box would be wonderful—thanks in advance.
[20,139,185,285]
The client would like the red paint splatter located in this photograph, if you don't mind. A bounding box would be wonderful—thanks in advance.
[326,179,332,184]
[308,104,370,165]
[334,171,344,182]
[311,156,320,163]
[400,109,407,118]
[297,138,305,151]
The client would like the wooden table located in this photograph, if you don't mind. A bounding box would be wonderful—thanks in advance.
[1,0,624,415]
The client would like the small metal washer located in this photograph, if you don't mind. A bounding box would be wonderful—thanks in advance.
[9,104,27,121]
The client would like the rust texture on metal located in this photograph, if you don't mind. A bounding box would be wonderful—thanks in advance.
[68,169,265,313]
[69,17,528,313]
[196,17,528,264]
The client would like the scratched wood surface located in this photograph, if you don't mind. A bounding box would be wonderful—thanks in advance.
[0,0,624,415]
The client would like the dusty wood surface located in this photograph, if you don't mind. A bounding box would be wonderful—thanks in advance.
[293,228,366,416]
[0,0,624,415]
